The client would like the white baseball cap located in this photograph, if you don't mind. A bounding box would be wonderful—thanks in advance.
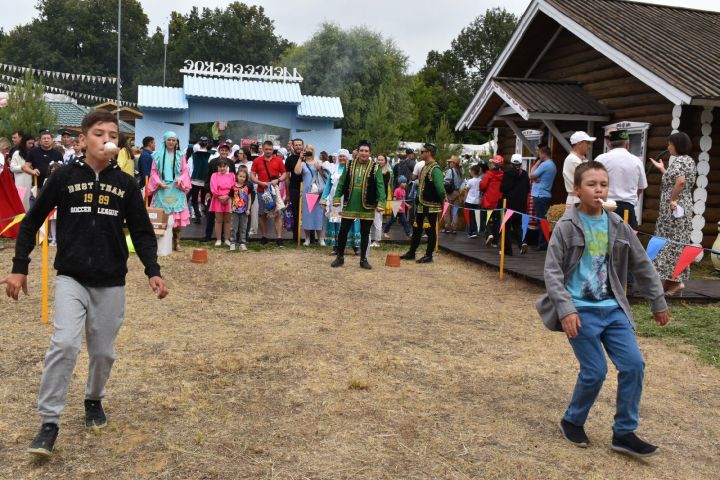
[570,131,596,145]
[510,154,523,164]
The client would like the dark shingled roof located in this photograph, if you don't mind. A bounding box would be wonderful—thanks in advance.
[492,78,612,116]
[47,102,134,134]
[544,0,720,100]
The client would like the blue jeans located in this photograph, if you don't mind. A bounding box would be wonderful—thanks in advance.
[564,306,645,435]
[384,212,411,235]
[532,196,551,250]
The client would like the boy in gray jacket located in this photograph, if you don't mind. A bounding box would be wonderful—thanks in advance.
[536,161,669,458]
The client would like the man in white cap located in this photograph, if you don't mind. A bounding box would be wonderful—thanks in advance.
[563,131,596,205]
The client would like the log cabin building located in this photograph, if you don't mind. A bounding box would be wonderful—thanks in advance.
[456,0,719,248]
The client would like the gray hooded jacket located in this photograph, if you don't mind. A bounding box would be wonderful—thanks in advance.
[536,206,667,332]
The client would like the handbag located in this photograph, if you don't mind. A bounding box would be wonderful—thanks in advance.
[284,208,294,231]
[261,158,277,211]
[305,162,321,194]
[444,168,457,194]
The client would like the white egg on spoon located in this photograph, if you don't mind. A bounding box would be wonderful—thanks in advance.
[601,199,617,212]
[104,141,119,156]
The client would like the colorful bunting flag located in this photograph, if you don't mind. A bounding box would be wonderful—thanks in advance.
[390,200,402,217]
[540,219,550,241]
[442,202,451,219]
[672,245,704,280]
[645,236,668,261]
[305,193,320,214]
[0,213,25,235]
[463,208,470,227]
[521,214,530,240]
[499,209,515,232]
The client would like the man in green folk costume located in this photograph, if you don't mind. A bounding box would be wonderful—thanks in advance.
[401,143,446,263]
[331,140,386,269]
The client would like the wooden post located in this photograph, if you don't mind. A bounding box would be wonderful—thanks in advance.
[41,216,49,324]
[435,212,440,253]
[145,176,149,207]
[499,199,507,280]
[297,182,303,247]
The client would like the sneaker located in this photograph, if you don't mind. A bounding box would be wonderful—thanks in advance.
[224,240,232,247]
[319,239,326,246]
[85,399,107,428]
[50,241,57,247]
[559,419,589,448]
[416,255,433,264]
[520,243,528,255]
[214,240,221,247]
[611,432,658,458]
[230,243,236,251]
[28,423,59,457]
[370,241,380,248]
[304,239,310,246]
[239,243,247,251]
[485,235,495,247]
[276,239,284,248]
[260,237,268,245]
[382,233,390,240]
[469,233,478,238]
[331,256,345,268]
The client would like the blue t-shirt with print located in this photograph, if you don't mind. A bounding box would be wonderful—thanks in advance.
[531,160,556,198]
[567,211,618,308]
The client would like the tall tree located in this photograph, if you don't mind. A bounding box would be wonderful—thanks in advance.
[410,8,517,144]
[0,0,149,103]
[161,3,293,87]
[0,71,56,137]
[282,23,412,149]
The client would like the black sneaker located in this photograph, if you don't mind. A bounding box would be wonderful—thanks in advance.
[276,239,284,248]
[359,258,372,269]
[560,419,589,447]
[399,252,416,260]
[28,423,59,458]
[611,432,658,458]
[85,399,107,428]
[416,255,434,264]
[260,237,268,245]
[331,256,345,268]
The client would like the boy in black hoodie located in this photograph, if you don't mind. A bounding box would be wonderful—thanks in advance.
[1,110,169,458]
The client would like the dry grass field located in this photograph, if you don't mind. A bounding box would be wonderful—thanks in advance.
[0,245,718,479]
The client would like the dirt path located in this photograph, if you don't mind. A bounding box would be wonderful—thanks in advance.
[0,247,718,479]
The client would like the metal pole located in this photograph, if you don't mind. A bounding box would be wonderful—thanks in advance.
[117,0,121,118]
[163,43,167,87]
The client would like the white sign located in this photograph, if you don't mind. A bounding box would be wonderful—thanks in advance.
[180,60,303,83]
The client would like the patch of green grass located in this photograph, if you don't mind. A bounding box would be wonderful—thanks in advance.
[632,302,720,367]
[689,255,720,281]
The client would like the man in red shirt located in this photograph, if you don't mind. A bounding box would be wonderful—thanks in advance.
[250,140,287,246]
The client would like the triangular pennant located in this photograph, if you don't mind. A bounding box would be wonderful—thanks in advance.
[390,200,402,217]
[452,206,459,217]
[0,213,25,235]
[474,209,480,229]
[463,208,470,227]
[305,193,320,214]
[441,201,450,219]
[540,219,550,241]
[486,209,492,225]
[645,236,668,261]
[521,214,530,241]
[499,209,515,232]
[672,245,704,280]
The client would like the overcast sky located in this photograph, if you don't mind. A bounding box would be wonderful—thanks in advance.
[0,0,718,73]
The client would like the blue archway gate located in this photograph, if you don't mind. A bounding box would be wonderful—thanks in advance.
[136,67,343,154]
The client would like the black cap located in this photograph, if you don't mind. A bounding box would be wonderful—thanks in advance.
[423,142,437,154]
[59,128,72,136]
[608,130,629,141]
[405,148,415,155]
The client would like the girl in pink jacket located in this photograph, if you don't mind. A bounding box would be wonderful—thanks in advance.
[209,158,235,247]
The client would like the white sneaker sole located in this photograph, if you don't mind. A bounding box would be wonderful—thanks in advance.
[28,447,52,458]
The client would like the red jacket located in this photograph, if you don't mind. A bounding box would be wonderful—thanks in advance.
[480,169,504,208]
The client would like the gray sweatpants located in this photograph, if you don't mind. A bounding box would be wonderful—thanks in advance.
[38,275,125,425]
[230,212,248,244]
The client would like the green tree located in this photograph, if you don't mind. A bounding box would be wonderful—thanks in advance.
[433,116,462,168]
[161,3,293,87]
[0,0,149,103]
[410,8,517,144]
[282,23,412,149]
[0,70,56,137]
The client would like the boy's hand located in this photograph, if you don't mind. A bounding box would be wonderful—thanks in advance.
[149,276,169,299]
[560,313,582,338]
[654,310,670,326]
[0,274,29,300]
